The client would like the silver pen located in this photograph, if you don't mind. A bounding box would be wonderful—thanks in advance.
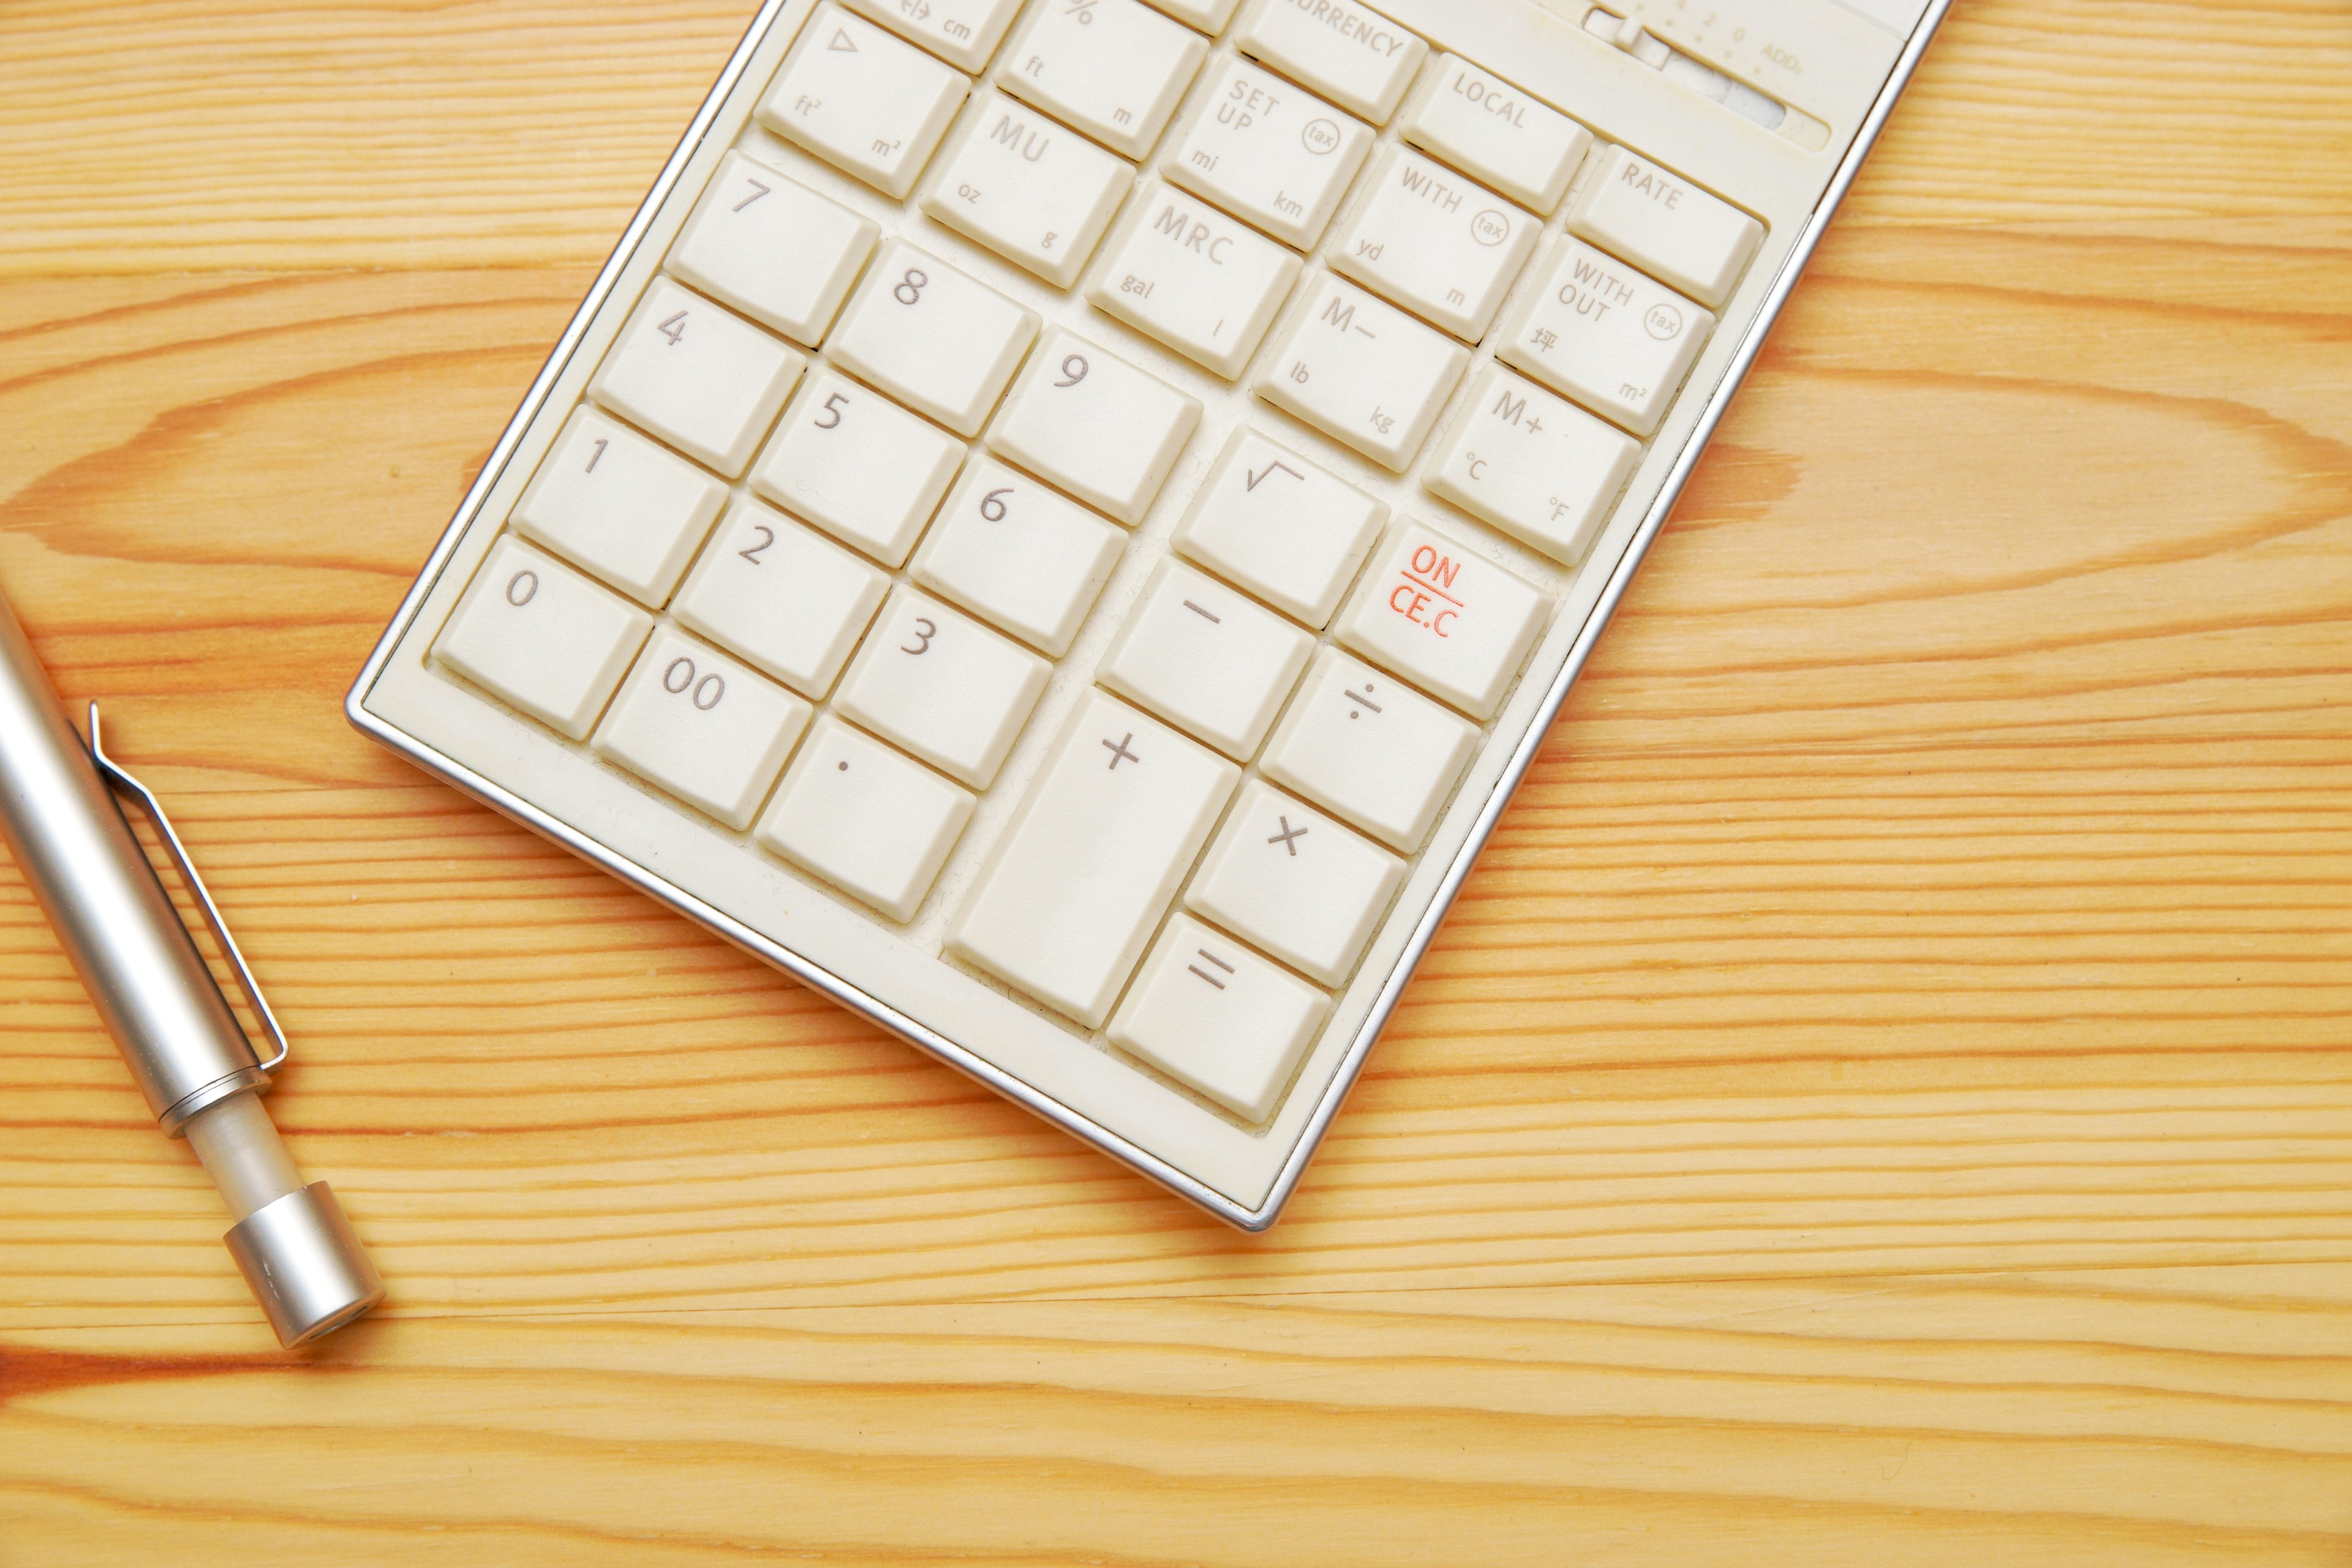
[0,583,381,1347]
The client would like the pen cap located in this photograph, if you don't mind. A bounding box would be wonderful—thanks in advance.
[189,1091,383,1347]
[224,1182,386,1348]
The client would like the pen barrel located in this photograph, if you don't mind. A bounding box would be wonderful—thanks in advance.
[0,593,264,1133]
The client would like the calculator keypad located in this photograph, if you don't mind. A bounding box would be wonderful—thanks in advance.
[428,0,1769,1130]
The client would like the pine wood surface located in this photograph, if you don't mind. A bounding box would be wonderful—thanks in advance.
[2,0,2350,1559]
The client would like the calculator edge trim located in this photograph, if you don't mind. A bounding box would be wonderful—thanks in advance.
[346,0,1958,1231]
[1248,0,1961,1229]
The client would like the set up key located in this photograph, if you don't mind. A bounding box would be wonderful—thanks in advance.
[1163,56,1373,250]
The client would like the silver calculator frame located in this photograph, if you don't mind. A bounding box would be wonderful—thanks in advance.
[349,0,1954,1230]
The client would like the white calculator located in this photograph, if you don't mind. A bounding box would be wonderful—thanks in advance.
[351,0,1947,1226]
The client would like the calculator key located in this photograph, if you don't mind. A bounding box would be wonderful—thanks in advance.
[1568,145,1762,309]
[671,500,889,698]
[434,537,651,741]
[1425,364,1639,564]
[1260,646,1477,851]
[1163,56,1373,249]
[1107,914,1327,1122]
[950,692,1239,1028]
[758,4,969,199]
[1327,146,1539,341]
[1184,780,1403,987]
[910,458,1126,656]
[590,627,813,830]
[1141,0,1242,33]
[1232,0,1425,124]
[1085,178,1302,380]
[589,279,804,477]
[665,152,878,346]
[1254,273,1469,471]
[834,586,1049,790]
[1498,236,1714,437]
[1400,55,1593,216]
[1098,559,1314,760]
[986,328,1202,526]
[918,92,1133,289]
[757,717,976,922]
[1000,0,1207,159]
[750,370,965,568]
[510,407,725,606]
[827,239,1040,437]
[839,0,1022,74]
[1335,517,1548,721]
[1171,426,1384,628]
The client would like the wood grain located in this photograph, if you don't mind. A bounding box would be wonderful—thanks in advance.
[3,0,2351,1561]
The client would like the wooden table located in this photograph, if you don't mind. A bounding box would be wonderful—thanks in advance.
[4,1,2350,1559]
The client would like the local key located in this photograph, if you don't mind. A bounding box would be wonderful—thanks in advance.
[951,692,1240,1029]
[1399,55,1593,215]
[1335,518,1548,721]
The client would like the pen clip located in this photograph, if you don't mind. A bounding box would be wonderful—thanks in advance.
[86,703,290,1077]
